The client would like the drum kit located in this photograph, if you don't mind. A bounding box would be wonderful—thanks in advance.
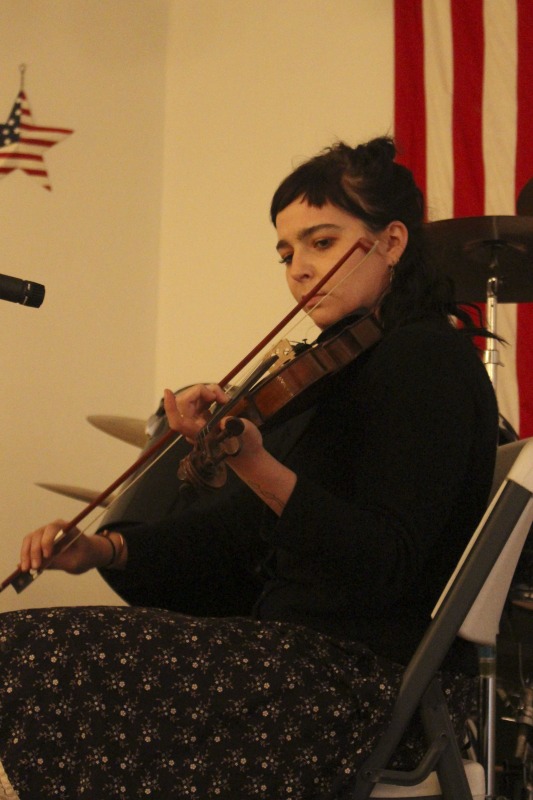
[35,188,533,799]
[422,195,533,800]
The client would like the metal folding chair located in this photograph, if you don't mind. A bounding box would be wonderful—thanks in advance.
[338,437,533,800]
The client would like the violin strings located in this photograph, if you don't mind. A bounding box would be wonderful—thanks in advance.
[203,240,380,398]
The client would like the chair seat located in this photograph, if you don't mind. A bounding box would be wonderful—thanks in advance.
[369,759,485,799]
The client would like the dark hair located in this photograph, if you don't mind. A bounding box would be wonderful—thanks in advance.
[270,136,476,332]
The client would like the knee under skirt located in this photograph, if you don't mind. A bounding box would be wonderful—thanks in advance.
[0,606,476,799]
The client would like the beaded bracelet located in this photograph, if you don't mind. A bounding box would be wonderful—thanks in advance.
[96,530,125,569]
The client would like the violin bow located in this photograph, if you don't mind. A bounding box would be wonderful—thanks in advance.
[0,237,373,595]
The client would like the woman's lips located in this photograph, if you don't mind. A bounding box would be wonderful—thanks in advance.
[304,292,326,310]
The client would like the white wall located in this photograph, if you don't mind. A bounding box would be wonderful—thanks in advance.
[0,0,169,610]
[0,0,395,612]
[157,0,395,393]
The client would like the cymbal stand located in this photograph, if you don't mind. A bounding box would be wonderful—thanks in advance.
[479,644,498,799]
[479,255,501,800]
[482,271,501,389]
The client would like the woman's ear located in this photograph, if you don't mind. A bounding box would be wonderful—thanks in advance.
[384,221,408,266]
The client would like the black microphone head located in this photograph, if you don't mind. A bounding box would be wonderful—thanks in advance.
[0,274,46,307]
[22,280,45,308]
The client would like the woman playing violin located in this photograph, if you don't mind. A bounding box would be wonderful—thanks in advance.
[0,137,498,800]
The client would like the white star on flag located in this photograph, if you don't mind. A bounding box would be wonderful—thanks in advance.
[0,90,73,191]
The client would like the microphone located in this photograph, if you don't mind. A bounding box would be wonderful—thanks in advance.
[0,273,45,308]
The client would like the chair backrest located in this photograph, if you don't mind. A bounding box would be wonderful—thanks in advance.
[432,438,533,646]
[350,438,533,800]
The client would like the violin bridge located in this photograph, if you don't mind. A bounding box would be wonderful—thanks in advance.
[263,339,296,374]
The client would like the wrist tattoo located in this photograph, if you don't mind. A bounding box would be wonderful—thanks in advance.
[248,481,286,513]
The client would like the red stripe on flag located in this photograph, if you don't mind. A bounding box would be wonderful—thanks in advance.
[515,1,533,437]
[451,0,485,217]
[22,170,49,178]
[394,0,426,200]
[18,137,64,147]
[451,0,487,347]
[0,153,45,163]
[20,124,73,136]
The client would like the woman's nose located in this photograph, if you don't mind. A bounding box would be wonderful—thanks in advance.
[288,251,314,282]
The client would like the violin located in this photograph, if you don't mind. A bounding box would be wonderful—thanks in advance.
[178,312,382,491]
[0,236,380,595]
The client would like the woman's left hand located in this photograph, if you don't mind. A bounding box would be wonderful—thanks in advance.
[164,384,295,514]
[163,384,228,441]
[163,385,263,459]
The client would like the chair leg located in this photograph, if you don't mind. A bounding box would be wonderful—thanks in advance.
[420,678,474,800]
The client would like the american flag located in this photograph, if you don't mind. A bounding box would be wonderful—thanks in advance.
[0,89,73,191]
[394,0,533,438]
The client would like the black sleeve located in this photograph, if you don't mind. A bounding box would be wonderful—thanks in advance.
[100,483,269,616]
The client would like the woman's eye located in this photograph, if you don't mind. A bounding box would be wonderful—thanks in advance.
[315,238,333,250]
[278,253,293,265]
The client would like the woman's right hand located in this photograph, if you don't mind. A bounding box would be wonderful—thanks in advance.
[20,520,111,575]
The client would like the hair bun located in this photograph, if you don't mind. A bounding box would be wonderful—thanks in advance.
[352,137,397,165]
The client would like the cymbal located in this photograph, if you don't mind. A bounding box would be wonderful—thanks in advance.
[422,215,533,302]
[35,483,114,507]
[86,415,148,448]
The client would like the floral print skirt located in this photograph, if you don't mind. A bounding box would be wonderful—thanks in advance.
[0,606,476,799]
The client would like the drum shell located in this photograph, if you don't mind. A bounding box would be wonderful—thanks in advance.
[98,421,190,529]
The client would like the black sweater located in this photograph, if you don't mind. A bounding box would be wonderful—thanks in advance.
[102,317,498,671]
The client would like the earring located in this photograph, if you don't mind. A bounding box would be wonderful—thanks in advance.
[389,261,397,283]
